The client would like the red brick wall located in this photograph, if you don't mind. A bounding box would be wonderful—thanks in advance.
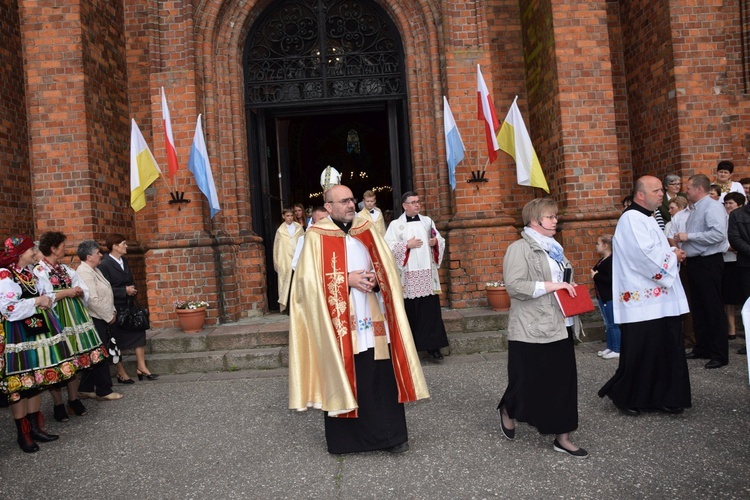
[0,0,34,238]
[5,0,750,324]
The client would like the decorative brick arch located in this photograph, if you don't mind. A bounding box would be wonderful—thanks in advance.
[192,0,446,227]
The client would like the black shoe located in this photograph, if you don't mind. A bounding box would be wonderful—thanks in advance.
[685,351,709,360]
[136,370,160,381]
[728,335,737,340]
[67,399,88,416]
[427,350,444,362]
[53,404,69,423]
[386,441,409,453]
[117,375,135,385]
[617,405,640,416]
[659,406,684,414]
[704,360,727,369]
[27,412,59,443]
[15,418,40,453]
[497,406,515,440]
[553,439,589,459]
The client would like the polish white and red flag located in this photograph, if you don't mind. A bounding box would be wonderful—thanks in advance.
[477,64,500,163]
[161,87,180,178]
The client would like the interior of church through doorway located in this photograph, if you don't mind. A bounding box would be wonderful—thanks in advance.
[250,101,411,310]
[243,0,411,310]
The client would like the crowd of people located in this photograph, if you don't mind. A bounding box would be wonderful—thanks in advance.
[0,232,157,453]
[4,162,747,458]
[285,162,748,459]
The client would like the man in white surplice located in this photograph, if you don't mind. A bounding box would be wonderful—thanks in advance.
[385,191,449,361]
[598,175,691,415]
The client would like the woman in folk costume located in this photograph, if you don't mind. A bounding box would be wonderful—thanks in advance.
[273,207,304,313]
[0,235,77,453]
[35,231,108,422]
[289,171,428,454]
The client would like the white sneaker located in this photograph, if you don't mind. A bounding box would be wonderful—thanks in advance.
[603,351,620,359]
[597,349,612,357]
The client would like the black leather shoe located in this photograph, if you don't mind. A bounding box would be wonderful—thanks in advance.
[497,406,515,440]
[553,439,589,459]
[53,404,69,423]
[117,375,135,385]
[685,351,709,360]
[27,413,59,442]
[427,350,444,362]
[659,406,684,414]
[617,405,640,416]
[386,441,409,453]
[704,360,727,369]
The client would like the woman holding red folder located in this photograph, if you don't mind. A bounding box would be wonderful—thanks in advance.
[496,198,588,459]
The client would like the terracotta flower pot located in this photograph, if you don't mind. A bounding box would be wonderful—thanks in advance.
[176,307,207,333]
[486,287,510,312]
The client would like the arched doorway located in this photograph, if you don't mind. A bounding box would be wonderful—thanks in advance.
[243,0,412,309]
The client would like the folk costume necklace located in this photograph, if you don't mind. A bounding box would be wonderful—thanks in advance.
[43,258,72,290]
[10,263,38,296]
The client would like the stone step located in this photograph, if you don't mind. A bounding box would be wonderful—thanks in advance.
[131,307,606,375]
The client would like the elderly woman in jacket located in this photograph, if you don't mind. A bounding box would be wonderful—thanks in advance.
[75,240,123,401]
[496,198,588,459]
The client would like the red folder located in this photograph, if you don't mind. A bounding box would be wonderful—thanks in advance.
[554,285,595,317]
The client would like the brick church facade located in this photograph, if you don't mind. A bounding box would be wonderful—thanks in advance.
[1,0,749,328]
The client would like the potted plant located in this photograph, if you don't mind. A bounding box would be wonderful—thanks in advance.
[174,299,209,333]
[485,279,510,312]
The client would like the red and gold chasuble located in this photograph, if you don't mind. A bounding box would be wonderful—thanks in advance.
[318,222,422,418]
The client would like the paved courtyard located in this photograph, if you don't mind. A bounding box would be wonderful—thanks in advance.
[1,341,749,499]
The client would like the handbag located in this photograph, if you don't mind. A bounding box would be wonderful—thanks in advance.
[116,298,150,331]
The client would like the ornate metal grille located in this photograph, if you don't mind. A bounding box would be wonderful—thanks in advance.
[244,0,405,106]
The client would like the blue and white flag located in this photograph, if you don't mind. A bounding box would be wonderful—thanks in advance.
[188,114,221,218]
[443,96,465,191]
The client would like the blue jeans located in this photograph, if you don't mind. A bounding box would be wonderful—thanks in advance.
[598,299,621,353]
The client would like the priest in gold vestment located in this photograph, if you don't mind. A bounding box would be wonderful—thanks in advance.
[289,185,429,454]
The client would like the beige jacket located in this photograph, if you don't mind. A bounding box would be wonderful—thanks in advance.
[77,261,116,323]
[503,231,575,344]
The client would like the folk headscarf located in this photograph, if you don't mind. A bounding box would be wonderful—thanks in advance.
[0,235,35,269]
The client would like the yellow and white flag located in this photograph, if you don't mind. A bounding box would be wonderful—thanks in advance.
[130,118,161,212]
[497,96,549,193]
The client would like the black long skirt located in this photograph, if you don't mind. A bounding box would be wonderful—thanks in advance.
[110,324,146,350]
[598,316,691,410]
[722,261,746,305]
[324,348,407,454]
[499,334,578,435]
[403,294,449,351]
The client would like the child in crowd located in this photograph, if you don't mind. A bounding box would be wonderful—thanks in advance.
[357,190,386,236]
[591,234,621,359]
[273,207,303,313]
[708,185,722,201]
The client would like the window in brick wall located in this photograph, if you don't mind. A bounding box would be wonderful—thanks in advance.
[742,0,750,92]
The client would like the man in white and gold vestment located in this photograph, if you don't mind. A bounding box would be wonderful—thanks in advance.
[288,184,429,454]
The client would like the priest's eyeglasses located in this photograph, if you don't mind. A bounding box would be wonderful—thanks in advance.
[329,197,357,205]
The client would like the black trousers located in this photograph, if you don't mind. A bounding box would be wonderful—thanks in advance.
[78,317,114,397]
[686,253,728,364]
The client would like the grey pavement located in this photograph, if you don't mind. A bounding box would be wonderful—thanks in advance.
[1,341,749,499]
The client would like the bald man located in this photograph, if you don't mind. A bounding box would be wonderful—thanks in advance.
[599,176,692,416]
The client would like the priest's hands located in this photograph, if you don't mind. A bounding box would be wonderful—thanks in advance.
[349,270,377,293]
[407,237,423,249]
